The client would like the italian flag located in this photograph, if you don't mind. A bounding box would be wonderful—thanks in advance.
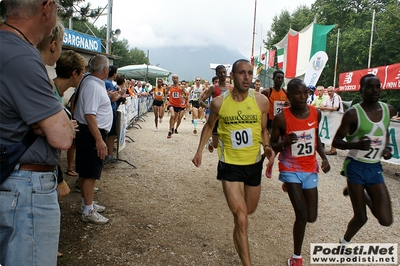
[275,23,335,78]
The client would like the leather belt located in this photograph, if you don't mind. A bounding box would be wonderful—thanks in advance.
[19,164,56,172]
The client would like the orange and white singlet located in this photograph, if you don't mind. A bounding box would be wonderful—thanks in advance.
[153,86,165,101]
[268,88,288,119]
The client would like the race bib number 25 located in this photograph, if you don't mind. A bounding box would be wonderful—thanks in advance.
[291,128,315,157]
[230,128,253,149]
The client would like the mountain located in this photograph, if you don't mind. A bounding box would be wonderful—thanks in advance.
[142,45,245,82]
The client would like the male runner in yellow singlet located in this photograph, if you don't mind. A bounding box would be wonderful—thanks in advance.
[192,59,274,266]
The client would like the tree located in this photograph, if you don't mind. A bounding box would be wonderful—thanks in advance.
[265,10,291,50]
[265,1,400,106]
[61,7,149,67]
[58,0,103,22]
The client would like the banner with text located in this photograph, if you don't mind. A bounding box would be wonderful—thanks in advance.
[63,29,102,53]
[338,63,400,92]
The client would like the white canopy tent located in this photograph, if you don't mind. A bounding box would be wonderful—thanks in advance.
[118,64,172,80]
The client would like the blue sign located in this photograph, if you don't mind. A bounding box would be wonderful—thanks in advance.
[63,29,102,53]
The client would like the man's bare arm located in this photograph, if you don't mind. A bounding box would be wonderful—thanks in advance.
[192,97,221,167]
[37,110,74,150]
[199,86,214,108]
[85,114,108,160]
[332,109,368,150]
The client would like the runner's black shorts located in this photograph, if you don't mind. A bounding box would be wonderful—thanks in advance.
[153,99,163,107]
[168,105,182,113]
[192,100,200,109]
[217,157,265,186]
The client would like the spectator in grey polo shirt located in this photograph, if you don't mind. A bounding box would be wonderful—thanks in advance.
[0,1,74,265]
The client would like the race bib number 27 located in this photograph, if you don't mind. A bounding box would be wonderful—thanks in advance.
[230,128,253,149]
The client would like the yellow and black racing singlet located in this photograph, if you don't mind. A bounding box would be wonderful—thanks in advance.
[217,89,262,165]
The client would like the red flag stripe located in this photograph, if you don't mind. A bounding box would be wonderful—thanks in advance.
[286,33,299,78]
[268,50,276,67]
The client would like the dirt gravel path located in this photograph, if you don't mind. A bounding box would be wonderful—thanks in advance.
[57,111,400,266]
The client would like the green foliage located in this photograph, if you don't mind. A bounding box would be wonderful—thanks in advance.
[266,10,291,49]
[58,0,103,22]
[0,1,4,20]
[1,0,148,70]
[291,5,315,30]
[113,45,149,68]
[61,8,149,69]
[265,0,400,105]
[340,90,400,109]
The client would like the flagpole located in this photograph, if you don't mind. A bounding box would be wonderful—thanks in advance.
[368,9,376,68]
[259,24,262,60]
[251,0,257,58]
[333,28,340,88]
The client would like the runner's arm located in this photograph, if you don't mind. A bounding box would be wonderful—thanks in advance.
[257,94,274,164]
[199,86,214,108]
[270,113,287,153]
[332,108,369,151]
[382,104,396,159]
[192,96,221,167]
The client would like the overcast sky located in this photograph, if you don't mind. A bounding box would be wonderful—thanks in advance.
[87,0,315,57]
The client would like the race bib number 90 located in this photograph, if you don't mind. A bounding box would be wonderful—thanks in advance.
[230,128,253,149]
[291,128,315,157]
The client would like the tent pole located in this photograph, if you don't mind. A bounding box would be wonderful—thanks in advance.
[146,50,149,82]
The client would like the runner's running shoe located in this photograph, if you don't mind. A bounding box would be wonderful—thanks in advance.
[288,256,302,266]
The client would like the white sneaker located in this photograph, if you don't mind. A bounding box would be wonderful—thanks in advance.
[78,202,106,214]
[159,117,163,123]
[155,127,158,132]
[339,239,354,258]
[81,210,109,225]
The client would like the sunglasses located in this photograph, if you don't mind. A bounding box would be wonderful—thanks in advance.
[196,79,201,81]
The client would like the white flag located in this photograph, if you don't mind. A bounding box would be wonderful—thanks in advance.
[304,51,328,86]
